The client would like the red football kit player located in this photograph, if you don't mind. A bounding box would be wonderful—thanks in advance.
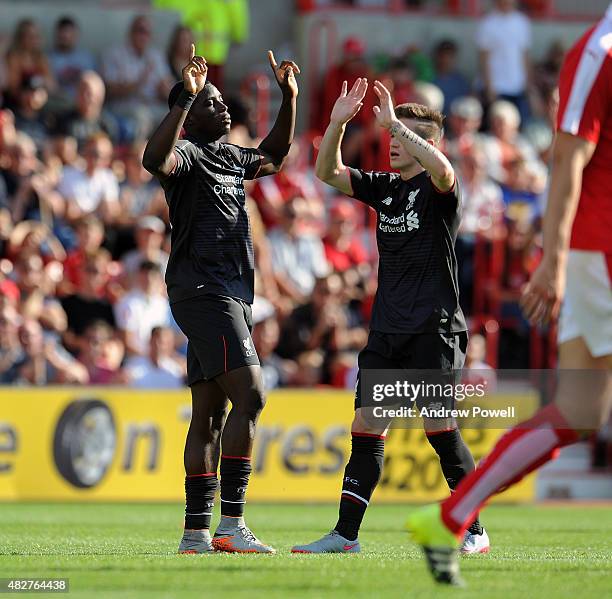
[408,5,612,585]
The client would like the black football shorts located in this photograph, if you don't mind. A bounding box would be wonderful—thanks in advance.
[171,294,260,386]
[354,331,468,409]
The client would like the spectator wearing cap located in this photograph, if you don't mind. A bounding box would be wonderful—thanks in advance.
[476,0,531,121]
[48,17,96,104]
[58,134,120,225]
[432,39,471,115]
[53,71,118,150]
[122,325,186,388]
[323,201,369,273]
[113,260,170,356]
[120,216,169,278]
[4,19,55,104]
[101,15,172,141]
[268,197,329,304]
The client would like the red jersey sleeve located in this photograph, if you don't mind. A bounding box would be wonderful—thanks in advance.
[557,24,612,144]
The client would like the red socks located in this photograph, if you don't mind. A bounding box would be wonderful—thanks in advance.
[441,403,579,536]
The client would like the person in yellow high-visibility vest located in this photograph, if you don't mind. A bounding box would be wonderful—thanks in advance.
[154,0,249,90]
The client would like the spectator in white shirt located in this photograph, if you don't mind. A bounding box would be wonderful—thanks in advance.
[58,134,119,224]
[123,325,185,388]
[268,196,329,303]
[113,260,171,356]
[101,15,172,141]
[476,0,531,121]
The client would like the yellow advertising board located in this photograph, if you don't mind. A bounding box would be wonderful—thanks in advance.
[0,388,535,502]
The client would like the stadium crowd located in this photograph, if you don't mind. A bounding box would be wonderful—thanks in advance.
[0,1,559,388]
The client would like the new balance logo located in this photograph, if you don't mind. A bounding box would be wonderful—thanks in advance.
[407,188,420,209]
[382,197,393,206]
[243,338,255,357]
[405,209,420,231]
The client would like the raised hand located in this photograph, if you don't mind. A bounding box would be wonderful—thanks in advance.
[330,78,368,125]
[372,80,397,129]
[182,43,208,94]
[268,50,300,98]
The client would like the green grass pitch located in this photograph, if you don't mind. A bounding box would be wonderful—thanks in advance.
[1,503,611,598]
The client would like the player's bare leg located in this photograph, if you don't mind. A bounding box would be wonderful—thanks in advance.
[408,338,611,584]
[179,380,228,554]
[554,338,612,429]
[211,365,275,553]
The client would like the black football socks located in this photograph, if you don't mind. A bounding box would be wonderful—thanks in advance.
[426,428,483,535]
[335,434,385,541]
[184,473,218,530]
[220,455,252,519]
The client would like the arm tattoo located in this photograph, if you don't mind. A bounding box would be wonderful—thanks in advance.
[389,121,437,155]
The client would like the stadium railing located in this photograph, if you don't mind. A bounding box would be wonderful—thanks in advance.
[296,0,609,20]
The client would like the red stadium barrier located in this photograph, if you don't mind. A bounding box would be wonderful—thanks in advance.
[297,0,601,20]
[308,18,338,130]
